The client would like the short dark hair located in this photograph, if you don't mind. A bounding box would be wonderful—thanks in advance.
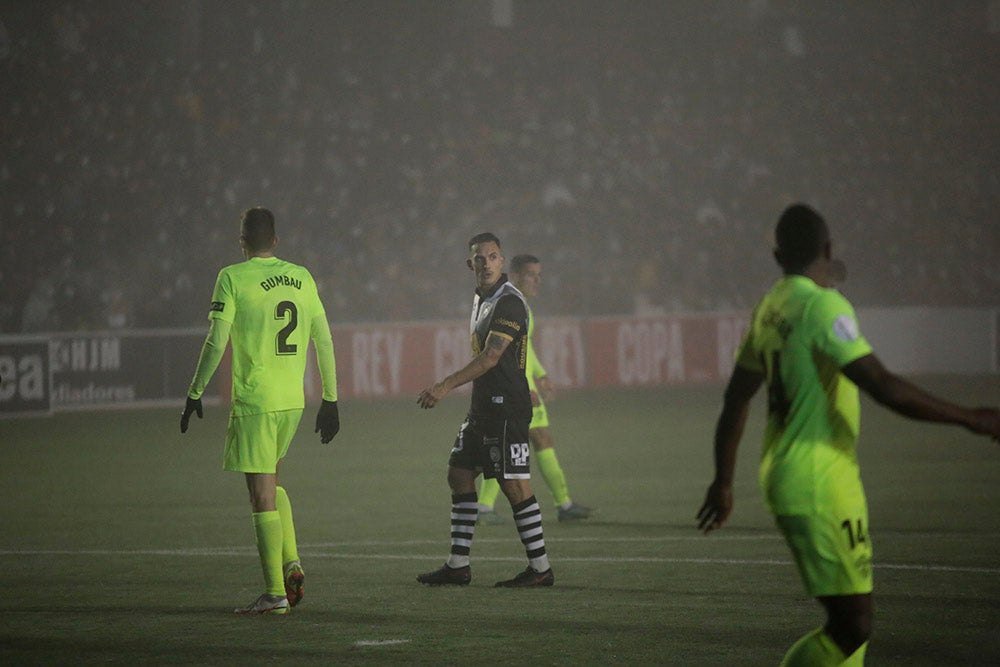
[241,207,276,252]
[468,232,501,250]
[774,204,829,272]
[510,254,540,274]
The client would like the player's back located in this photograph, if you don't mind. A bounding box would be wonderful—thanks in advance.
[215,256,324,416]
[742,275,872,513]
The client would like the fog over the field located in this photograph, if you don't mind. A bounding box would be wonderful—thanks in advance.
[1,1,997,333]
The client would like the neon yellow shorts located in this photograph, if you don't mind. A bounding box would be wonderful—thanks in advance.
[223,409,303,473]
[775,502,873,597]
[530,398,550,430]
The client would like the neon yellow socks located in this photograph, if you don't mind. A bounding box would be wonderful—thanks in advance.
[844,641,868,666]
[252,511,284,597]
[780,628,867,666]
[478,477,502,509]
[536,448,570,506]
[275,486,298,565]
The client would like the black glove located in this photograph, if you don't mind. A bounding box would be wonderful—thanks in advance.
[180,396,203,433]
[315,399,340,443]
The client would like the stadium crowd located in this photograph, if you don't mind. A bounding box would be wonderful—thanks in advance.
[1,1,997,333]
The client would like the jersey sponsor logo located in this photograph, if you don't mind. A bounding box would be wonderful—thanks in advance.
[492,395,504,404]
[494,317,522,332]
[832,314,860,342]
[260,275,303,292]
[210,301,225,312]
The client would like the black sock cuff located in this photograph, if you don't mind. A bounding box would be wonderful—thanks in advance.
[511,495,538,514]
[452,491,478,505]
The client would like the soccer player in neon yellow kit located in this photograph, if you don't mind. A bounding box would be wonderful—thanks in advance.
[180,207,341,615]
[697,204,1000,665]
[477,254,593,523]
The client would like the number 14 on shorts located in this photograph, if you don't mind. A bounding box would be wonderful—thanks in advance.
[841,518,867,549]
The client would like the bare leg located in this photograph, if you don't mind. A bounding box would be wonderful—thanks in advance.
[244,472,278,512]
[819,593,873,657]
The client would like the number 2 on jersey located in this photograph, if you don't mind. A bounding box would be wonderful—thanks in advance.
[275,300,298,355]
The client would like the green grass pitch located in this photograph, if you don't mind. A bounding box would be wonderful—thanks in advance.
[1,376,998,665]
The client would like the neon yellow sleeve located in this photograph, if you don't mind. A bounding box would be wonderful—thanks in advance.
[311,313,338,402]
[525,336,547,391]
[524,304,546,389]
[187,318,232,399]
[808,289,872,368]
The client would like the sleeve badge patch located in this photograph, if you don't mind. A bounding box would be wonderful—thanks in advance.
[832,314,859,342]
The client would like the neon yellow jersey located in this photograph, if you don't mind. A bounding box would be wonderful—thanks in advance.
[524,304,547,393]
[209,256,328,416]
[735,276,873,514]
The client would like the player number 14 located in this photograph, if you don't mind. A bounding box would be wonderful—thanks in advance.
[841,518,867,550]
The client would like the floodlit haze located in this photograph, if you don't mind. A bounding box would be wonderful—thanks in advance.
[1,0,998,332]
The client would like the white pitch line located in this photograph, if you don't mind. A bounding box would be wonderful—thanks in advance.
[305,553,794,567]
[0,547,997,575]
[306,535,784,547]
[301,553,1000,574]
[0,548,259,557]
[354,639,411,647]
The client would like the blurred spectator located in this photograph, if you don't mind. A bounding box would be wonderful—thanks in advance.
[1,1,997,333]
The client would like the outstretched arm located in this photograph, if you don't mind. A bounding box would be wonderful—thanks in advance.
[697,365,765,533]
[417,332,510,409]
[842,354,1000,440]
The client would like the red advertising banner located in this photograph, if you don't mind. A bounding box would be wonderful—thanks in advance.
[305,322,471,400]
[585,313,749,387]
[10,307,999,415]
[534,317,587,388]
[299,313,749,400]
